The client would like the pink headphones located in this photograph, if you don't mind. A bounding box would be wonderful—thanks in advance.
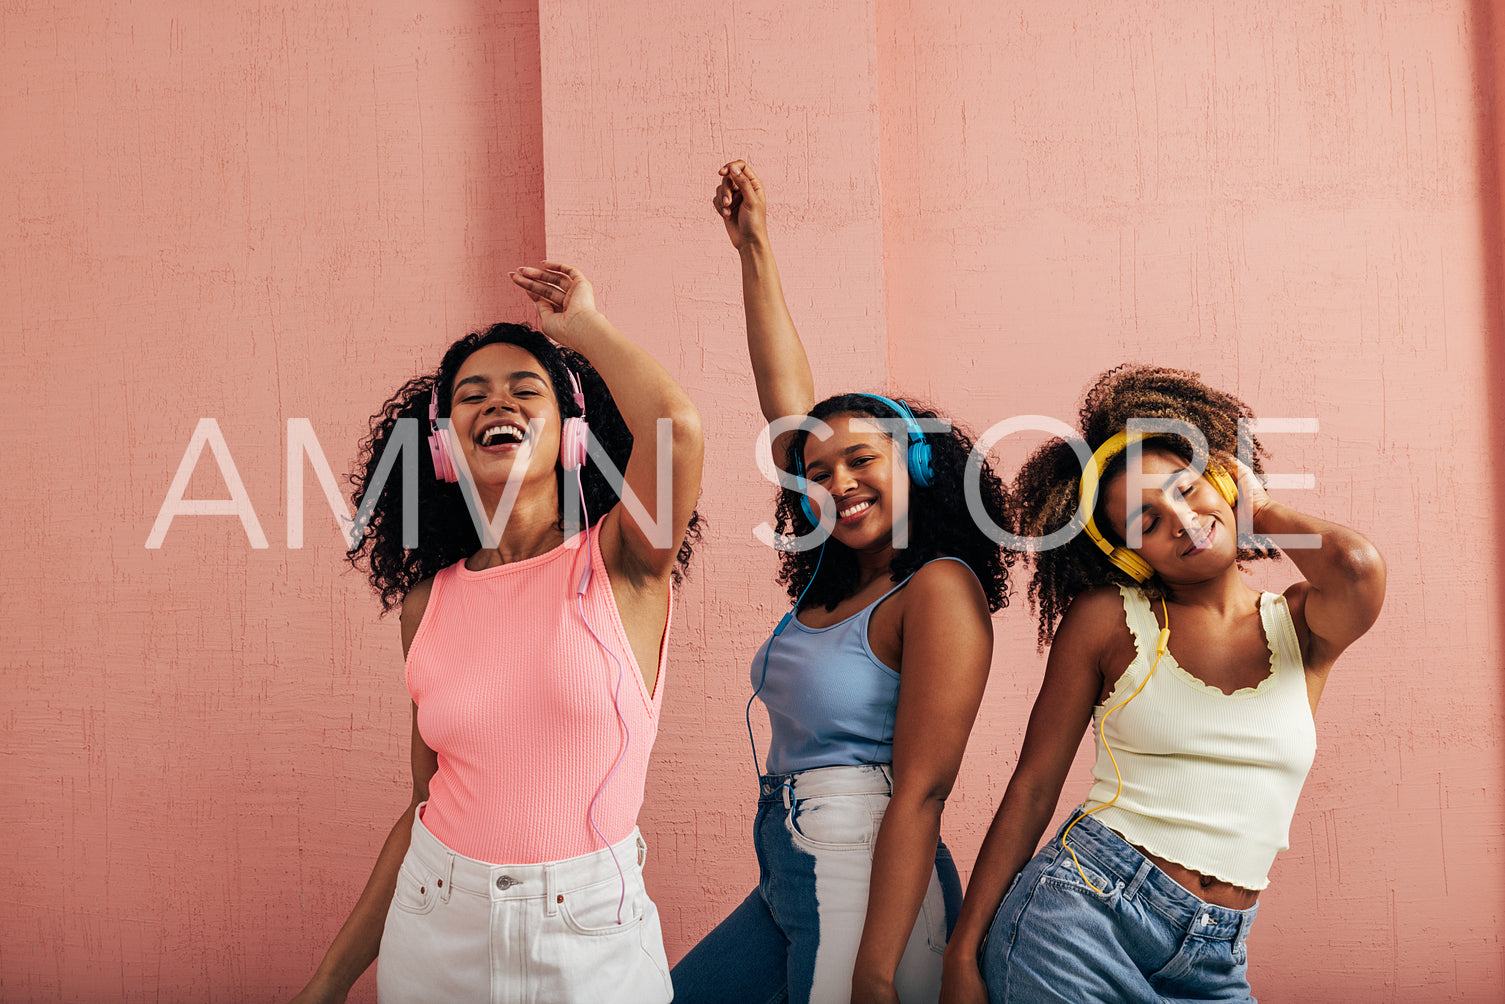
[427,367,589,482]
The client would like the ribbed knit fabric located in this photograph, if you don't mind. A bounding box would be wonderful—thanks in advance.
[1083,586,1315,890]
[405,530,667,865]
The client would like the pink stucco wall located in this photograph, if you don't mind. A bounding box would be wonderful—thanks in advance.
[3,1,1500,1000]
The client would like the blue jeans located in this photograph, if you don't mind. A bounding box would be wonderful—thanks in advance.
[672,764,963,1004]
[981,810,1258,1004]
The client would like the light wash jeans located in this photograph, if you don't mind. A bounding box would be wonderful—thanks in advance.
[377,804,672,1003]
[671,764,963,1004]
[981,810,1258,1004]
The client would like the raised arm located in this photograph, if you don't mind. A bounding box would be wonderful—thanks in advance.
[1232,458,1386,674]
[714,160,816,426]
[939,589,1119,1004]
[851,562,993,1004]
[292,584,440,1004]
[509,263,703,585]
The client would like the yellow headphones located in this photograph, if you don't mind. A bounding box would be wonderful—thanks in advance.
[1076,430,1239,582]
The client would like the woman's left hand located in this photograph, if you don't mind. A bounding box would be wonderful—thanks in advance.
[510,262,603,345]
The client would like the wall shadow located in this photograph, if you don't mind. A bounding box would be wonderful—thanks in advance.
[1472,0,1505,795]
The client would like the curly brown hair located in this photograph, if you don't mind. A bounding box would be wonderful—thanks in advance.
[1008,364,1280,649]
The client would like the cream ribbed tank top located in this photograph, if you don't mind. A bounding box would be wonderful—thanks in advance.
[1083,586,1315,890]
[405,531,668,865]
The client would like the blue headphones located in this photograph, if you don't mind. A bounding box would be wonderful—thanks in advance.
[791,394,934,525]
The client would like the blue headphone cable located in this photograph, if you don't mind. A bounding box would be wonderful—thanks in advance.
[745,540,826,777]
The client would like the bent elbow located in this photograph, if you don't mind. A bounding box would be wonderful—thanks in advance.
[1334,538,1387,590]
[667,401,703,451]
[893,776,955,816]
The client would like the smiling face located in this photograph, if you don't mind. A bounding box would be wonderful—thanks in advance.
[446,342,563,493]
[801,413,910,552]
[1101,446,1239,585]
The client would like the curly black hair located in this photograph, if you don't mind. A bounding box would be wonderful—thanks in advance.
[773,393,1015,614]
[346,322,702,612]
[1008,364,1280,649]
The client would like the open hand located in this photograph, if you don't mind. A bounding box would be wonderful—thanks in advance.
[713,160,768,251]
[510,262,602,345]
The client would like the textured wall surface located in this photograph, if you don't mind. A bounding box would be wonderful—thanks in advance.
[2,1,546,999]
[2,1,1501,1000]
[876,4,1505,1001]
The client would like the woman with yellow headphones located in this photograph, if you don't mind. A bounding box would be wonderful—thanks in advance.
[940,365,1387,1004]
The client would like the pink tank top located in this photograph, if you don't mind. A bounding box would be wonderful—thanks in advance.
[405,530,668,864]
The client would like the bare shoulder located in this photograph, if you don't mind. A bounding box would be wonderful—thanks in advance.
[903,558,988,610]
[399,577,436,657]
[1060,586,1129,638]
[1056,586,1135,675]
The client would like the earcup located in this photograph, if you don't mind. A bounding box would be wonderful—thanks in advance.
[1105,546,1156,583]
[561,417,589,472]
[1205,461,1239,507]
[428,387,459,483]
[907,437,934,488]
[429,434,458,483]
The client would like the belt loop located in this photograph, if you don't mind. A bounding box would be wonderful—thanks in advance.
[781,783,793,811]
[878,763,894,794]
[1235,909,1253,947]
[637,831,647,869]
[440,852,454,904]
[544,863,559,917]
[1123,859,1153,900]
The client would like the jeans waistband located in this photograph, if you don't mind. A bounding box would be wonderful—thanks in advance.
[1057,810,1257,946]
[758,763,893,804]
[407,803,645,905]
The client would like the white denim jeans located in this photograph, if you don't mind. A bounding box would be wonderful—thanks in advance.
[377,806,672,1003]
[672,764,962,1004]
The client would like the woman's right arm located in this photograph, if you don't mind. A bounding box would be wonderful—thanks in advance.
[714,160,815,425]
[292,582,439,1004]
[939,589,1118,1004]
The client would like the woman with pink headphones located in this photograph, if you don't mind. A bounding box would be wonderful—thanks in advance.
[292,263,703,1003]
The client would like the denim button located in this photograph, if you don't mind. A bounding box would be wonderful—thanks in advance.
[496,875,520,890]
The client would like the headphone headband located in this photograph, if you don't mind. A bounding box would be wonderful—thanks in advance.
[1075,429,1239,582]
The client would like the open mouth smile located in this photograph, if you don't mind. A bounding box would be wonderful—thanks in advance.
[836,499,874,523]
[474,420,528,451]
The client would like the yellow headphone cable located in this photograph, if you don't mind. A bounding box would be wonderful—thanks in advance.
[1058,595,1170,894]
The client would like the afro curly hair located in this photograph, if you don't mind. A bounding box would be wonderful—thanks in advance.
[1008,364,1280,648]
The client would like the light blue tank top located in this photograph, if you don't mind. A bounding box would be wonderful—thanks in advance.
[752,557,971,775]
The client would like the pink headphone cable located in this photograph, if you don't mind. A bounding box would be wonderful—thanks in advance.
[574,473,633,925]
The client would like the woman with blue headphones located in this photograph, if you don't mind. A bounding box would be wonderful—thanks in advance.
[940,366,1386,1003]
[670,161,1014,1004]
